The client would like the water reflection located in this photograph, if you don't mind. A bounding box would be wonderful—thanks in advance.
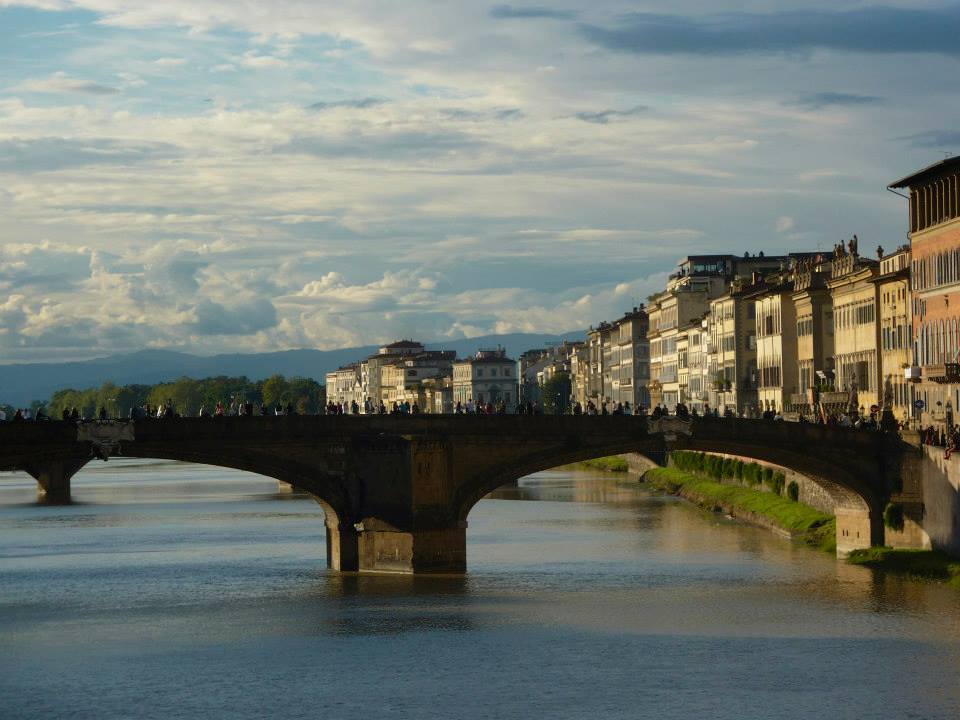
[2,462,960,719]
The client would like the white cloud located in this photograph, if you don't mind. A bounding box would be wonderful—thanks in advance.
[15,71,119,95]
[0,0,946,362]
[239,51,289,69]
[153,56,186,67]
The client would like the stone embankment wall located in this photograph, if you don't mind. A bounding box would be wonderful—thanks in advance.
[887,445,960,555]
[624,446,960,557]
[624,450,866,555]
[624,453,661,477]
[652,450,838,516]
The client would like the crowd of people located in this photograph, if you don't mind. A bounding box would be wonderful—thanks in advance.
[921,424,960,459]
[2,396,957,456]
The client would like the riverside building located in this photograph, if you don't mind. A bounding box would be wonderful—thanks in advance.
[361,340,426,411]
[452,349,518,411]
[889,159,960,431]
[790,257,835,417]
[752,271,799,414]
[379,351,456,409]
[827,245,881,415]
[648,254,788,413]
[871,246,914,422]
[325,363,362,410]
[609,307,650,409]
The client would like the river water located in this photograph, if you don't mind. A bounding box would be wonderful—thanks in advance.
[1,460,959,720]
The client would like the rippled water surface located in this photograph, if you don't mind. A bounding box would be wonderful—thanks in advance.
[2,460,959,719]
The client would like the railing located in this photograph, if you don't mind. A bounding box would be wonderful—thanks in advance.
[658,368,678,383]
[790,392,813,406]
[925,363,960,383]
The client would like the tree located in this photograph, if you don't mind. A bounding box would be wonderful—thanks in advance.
[541,372,571,414]
[288,377,323,414]
[43,374,322,418]
[262,374,291,408]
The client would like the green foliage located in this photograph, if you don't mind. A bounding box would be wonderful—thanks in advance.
[787,481,800,502]
[48,383,153,419]
[261,374,290,408]
[577,456,629,473]
[847,548,960,589]
[541,371,571,414]
[45,375,325,418]
[644,467,835,552]
[672,451,706,474]
[765,470,786,496]
[884,502,905,532]
[672,451,776,492]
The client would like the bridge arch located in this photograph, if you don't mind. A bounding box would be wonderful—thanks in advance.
[450,418,888,556]
[453,439,668,525]
[107,445,360,571]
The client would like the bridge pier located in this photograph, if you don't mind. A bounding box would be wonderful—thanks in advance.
[326,519,360,572]
[355,520,467,574]
[23,459,87,504]
[835,507,883,557]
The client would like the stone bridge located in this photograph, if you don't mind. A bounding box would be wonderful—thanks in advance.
[0,416,915,572]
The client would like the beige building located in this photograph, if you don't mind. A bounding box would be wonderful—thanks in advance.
[705,282,763,416]
[569,344,590,408]
[452,349,517,410]
[753,273,798,413]
[871,246,913,422]
[379,351,455,410]
[361,340,426,411]
[325,363,362,411]
[676,326,690,408]
[790,258,835,415]
[519,341,581,407]
[609,307,649,409]
[687,318,711,414]
[422,376,454,414]
[827,248,881,415]
[586,325,606,404]
[648,254,794,412]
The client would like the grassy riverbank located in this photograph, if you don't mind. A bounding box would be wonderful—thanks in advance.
[847,548,960,589]
[644,467,836,553]
[573,456,630,473]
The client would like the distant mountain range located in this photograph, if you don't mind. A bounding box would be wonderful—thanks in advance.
[0,332,584,406]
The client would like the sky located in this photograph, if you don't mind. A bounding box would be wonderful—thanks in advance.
[0,1,958,363]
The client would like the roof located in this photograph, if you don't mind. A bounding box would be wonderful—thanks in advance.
[888,156,960,189]
[382,340,424,349]
[455,356,516,364]
[869,266,910,283]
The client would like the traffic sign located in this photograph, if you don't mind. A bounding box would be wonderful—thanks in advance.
[914,399,925,410]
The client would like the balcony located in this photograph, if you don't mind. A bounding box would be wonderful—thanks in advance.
[790,391,814,407]
[819,391,849,406]
[659,368,678,384]
[925,363,960,384]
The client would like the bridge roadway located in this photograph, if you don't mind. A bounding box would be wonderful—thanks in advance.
[0,415,914,573]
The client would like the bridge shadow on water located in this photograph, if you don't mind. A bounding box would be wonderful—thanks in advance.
[293,571,478,636]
